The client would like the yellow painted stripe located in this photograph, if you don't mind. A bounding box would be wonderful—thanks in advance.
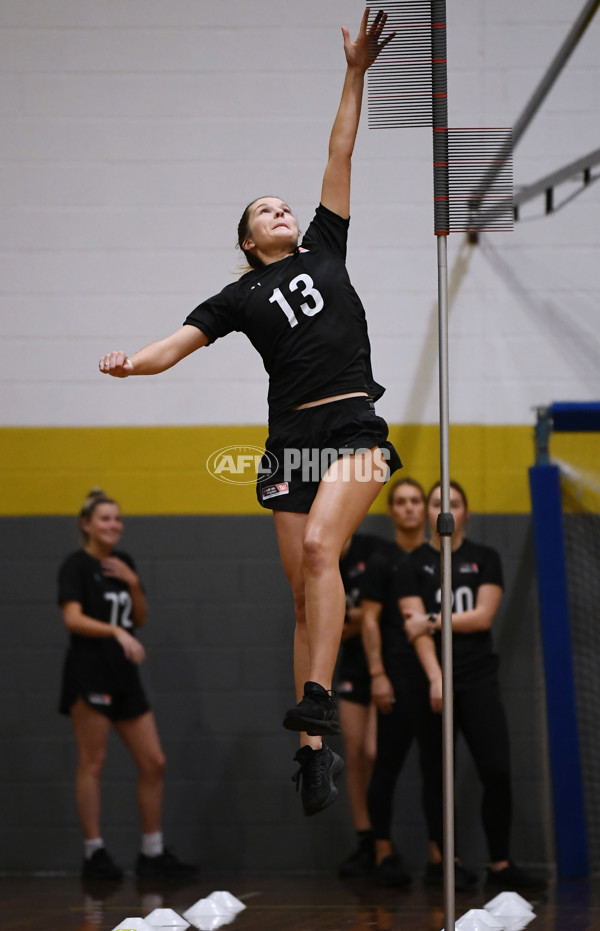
[0,425,598,515]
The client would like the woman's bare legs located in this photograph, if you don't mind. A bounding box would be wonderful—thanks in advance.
[115,712,196,877]
[338,698,377,831]
[273,511,313,732]
[71,697,112,840]
[274,447,389,747]
[114,711,166,835]
[71,699,166,839]
[302,447,389,684]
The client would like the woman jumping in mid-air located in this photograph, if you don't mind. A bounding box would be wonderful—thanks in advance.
[99,9,398,818]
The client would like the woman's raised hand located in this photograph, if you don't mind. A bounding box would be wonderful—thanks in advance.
[341,8,395,73]
[101,556,138,587]
[99,350,133,377]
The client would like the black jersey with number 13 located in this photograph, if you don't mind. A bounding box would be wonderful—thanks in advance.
[184,204,384,418]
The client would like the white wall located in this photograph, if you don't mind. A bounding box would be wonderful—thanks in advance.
[1,0,598,427]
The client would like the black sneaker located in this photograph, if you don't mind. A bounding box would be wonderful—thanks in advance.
[339,835,375,878]
[283,681,341,736]
[292,744,344,816]
[81,848,123,881]
[424,860,479,891]
[135,848,198,879]
[374,851,413,888]
[485,861,548,894]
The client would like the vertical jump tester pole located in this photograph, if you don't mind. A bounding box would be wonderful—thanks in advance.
[430,5,456,923]
[368,4,513,928]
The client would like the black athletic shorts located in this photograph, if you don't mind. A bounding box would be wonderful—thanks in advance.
[337,674,372,706]
[59,646,151,722]
[256,396,402,514]
[337,634,371,705]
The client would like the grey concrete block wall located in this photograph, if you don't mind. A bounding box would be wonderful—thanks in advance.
[0,514,552,874]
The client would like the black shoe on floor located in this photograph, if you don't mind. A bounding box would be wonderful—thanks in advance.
[135,848,198,879]
[292,744,344,816]
[339,835,375,878]
[283,681,341,736]
[81,848,124,881]
[485,861,548,894]
[374,851,413,888]
[424,860,479,891]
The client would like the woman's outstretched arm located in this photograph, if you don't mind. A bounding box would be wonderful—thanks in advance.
[321,8,393,218]
[99,324,208,377]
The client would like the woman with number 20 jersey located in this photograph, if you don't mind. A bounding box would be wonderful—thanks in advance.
[397,480,548,893]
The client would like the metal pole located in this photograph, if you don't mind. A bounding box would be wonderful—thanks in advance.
[512,0,600,148]
[474,0,600,215]
[437,232,456,930]
[431,2,456,927]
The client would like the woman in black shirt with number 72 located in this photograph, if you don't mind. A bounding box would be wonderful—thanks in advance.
[58,489,196,881]
[98,10,400,818]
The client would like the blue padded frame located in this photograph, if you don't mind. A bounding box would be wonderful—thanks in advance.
[551,402,600,433]
[529,462,589,877]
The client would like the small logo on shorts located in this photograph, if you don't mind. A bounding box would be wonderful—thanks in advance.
[206,446,278,486]
[261,482,290,500]
[337,680,355,695]
[88,693,112,706]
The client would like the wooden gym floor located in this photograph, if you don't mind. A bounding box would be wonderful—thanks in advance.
[2,871,600,931]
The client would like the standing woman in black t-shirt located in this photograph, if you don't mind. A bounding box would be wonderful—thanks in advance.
[98,10,399,817]
[359,477,470,890]
[58,489,196,881]
[397,480,547,893]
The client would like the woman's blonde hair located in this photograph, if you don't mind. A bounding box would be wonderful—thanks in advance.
[78,488,117,542]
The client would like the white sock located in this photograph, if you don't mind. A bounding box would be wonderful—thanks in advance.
[84,837,104,860]
[141,831,164,858]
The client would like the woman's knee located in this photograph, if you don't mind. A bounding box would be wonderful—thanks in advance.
[343,738,368,770]
[77,747,107,778]
[301,529,336,578]
[365,741,377,768]
[152,747,167,776]
[139,749,166,781]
